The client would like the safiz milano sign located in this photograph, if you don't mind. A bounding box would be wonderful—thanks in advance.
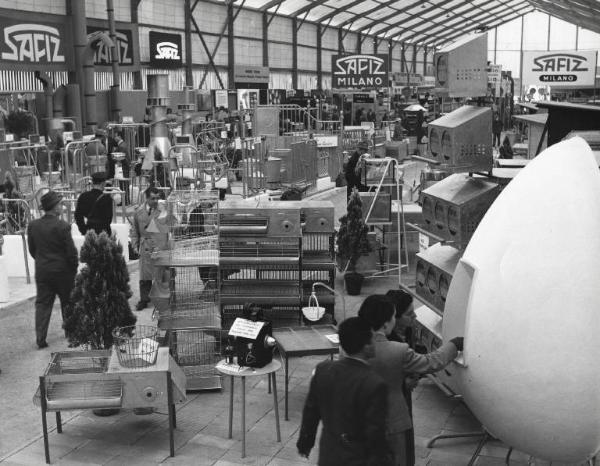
[522,50,598,87]
[0,15,71,70]
[332,54,389,89]
[149,31,182,68]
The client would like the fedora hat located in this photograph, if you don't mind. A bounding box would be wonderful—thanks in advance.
[91,171,107,184]
[41,191,62,211]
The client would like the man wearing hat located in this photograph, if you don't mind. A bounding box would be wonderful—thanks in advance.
[345,140,370,199]
[27,191,78,349]
[74,171,113,236]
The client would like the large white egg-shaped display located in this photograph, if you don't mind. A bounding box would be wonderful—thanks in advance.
[442,137,600,462]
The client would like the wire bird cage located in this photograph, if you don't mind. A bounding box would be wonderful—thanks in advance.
[112,325,160,369]
[151,265,221,329]
[165,327,224,391]
[152,189,220,266]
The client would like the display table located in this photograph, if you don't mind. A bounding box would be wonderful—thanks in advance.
[272,325,339,420]
[36,348,186,464]
[215,359,282,458]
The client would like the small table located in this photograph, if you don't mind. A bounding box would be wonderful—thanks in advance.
[272,325,339,420]
[215,359,281,458]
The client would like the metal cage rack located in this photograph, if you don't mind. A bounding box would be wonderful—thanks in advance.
[164,327,225,391]
[219,236,302,329]
[151,265,220,330]
[151,189,222,391]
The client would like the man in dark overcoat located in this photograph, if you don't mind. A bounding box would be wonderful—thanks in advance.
[297,317,393,466]
[74,171,113,235]
[27,191,78,349]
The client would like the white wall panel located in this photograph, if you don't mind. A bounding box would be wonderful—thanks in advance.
[322,28,337,50]
[298,73,317,90]
[270,71,292,89]
[268,16,292,42]
[193,35,229,67]
[0,0,66,15]
[298,45,316,71]
[192,2,228,35]
[86,0,131,21]
[298,23,316,47]
[362,39,374,55]
[321,49,335,74]
[235,9,262,40]
[268,42,293,68]
[235,38,263,65]
[343,32,357,53]
[138,0,185,28]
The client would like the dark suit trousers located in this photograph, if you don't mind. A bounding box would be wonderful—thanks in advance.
[35,273,75,346]
[139,280,152,304]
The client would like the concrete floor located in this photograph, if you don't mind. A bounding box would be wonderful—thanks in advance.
[0,184,593,465]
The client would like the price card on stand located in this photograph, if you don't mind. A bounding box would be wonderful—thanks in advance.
[229,318,265,340]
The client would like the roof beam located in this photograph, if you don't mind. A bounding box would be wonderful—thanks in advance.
[399,0,525,43]
[291,0,329,18]
[337,0,422,31]
[403,2,527,45]
[357,1,449,35]
[426,6,533,47]
[373,0,472,39]
[315,0,364,24]
[260,0,285,12]
[528,0,600,33]
[425,8,531,47]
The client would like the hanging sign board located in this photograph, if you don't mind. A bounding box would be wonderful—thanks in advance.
[522,50,597,87]
[86,20,139,71]
[149,31,182,68]
[0,12,73,70]
[233,65,269,84]
[215,90,228,109]
[331,54,390,89]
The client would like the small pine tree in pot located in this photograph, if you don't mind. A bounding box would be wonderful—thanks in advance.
[336,189,372,295]
[63,230,137,415]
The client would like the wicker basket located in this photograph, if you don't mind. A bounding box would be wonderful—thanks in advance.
[112,325,159,368]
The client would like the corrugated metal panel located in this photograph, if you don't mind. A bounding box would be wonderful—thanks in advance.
[0,71,69,92]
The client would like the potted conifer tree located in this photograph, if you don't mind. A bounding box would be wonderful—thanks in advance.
[336,189,372,295]
[63,230,137,415]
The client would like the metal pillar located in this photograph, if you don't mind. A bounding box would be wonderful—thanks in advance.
[131,0,142,89]
[227,1,235,89]
[107,0,121,121]
[184,0,194,87]
[292,18,298,89]
[70,0,90,131]
[317,25,323,90]
[262,12,269,67]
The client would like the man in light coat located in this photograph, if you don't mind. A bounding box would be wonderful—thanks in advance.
[358,294,463,466]
[130,186,168,310]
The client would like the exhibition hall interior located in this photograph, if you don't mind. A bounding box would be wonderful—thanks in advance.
[0,0,599,464]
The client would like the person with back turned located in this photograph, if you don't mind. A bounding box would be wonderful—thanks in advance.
[27,191,78,349]
[297,316,393,466]
[74,171,113,236]
[345,140,369,199]
[358,294,463,466]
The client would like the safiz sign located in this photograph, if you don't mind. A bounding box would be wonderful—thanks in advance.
[149,31,182,68]
[522,50,598,87]
[87,25,135,68]
[0,15,71,70]
[332,54,389,89]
